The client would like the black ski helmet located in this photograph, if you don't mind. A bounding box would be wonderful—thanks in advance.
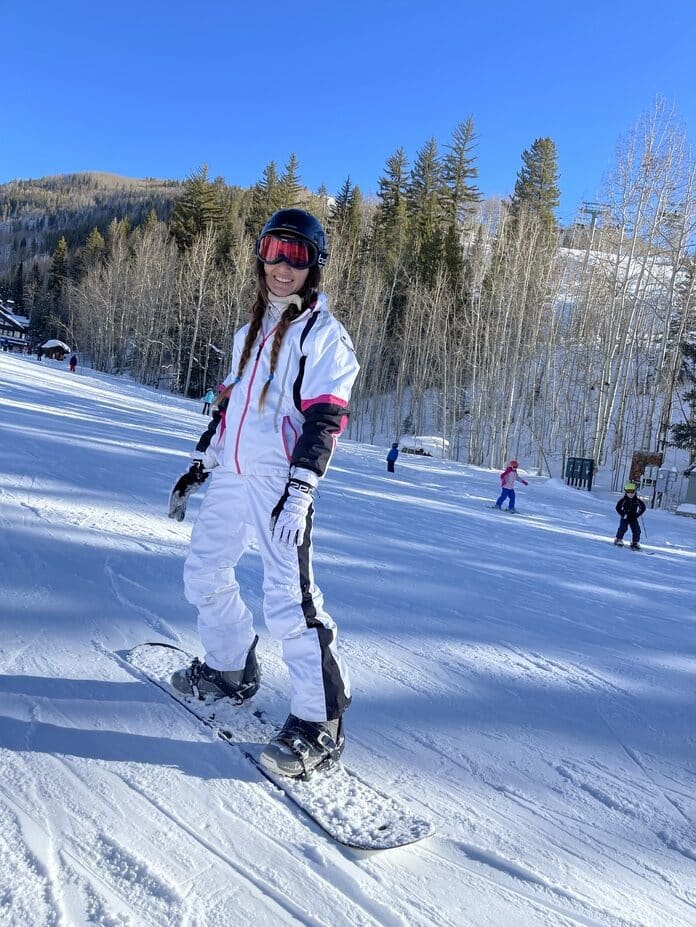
[258,208,328,267]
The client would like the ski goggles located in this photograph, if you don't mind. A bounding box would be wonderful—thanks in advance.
[256,233,318,270]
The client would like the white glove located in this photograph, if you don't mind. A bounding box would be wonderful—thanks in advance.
[270,477,314,547]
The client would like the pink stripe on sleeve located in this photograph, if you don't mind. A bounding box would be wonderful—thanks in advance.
[300,394,349,411]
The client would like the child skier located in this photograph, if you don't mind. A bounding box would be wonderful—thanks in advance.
[494,460,528,513]
[168,208,359,779]
[386,442,399,473]
[614,482,646,549]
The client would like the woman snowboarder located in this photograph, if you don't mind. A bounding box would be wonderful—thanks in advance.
[168,208,359,778]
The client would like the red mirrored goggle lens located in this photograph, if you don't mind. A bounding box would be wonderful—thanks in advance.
[257,234,317,269]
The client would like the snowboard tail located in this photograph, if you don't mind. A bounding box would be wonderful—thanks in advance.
[122,643,434,851]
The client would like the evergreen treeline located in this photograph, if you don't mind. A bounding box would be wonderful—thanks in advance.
[3,102,695,485]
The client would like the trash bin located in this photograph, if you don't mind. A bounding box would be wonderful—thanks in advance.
[686,471,696,505]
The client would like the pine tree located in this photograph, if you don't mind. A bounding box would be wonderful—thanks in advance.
[142,209,159,233]
[442,117,481,226]
[510,137,560,234]
[12,262,25,313]
[248,161,282,233]
[670,341,696,464]
[48,237,68,303]
[374,147,410,266]
[27,262,43,303]
[276,153,303,207]
[35,236,70,339]
[331,176,363,244]
[443,223,465,291]
[407,137,446,282]
[80,227,106,275]
[26,262,48,344]
[329,177,363,252]
[333,176,354,224]
[344,186,364,246]
[170,165,226,250]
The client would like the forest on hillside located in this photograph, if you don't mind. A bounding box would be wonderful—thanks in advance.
[0,173,183,278]
[1,100,695,487]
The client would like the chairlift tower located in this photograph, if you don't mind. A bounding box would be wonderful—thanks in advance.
[579,201,606,236]
[579,202,608,269]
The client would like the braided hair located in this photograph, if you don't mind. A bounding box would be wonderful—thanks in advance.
[224,260,321,410]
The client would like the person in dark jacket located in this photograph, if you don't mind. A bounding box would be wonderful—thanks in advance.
[614,482,646,549]
[69,354,77,372]
[386,442,399,473]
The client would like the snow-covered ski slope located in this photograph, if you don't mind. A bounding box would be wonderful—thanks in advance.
[1,351,695,927]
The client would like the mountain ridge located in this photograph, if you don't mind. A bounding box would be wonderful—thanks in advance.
[0,171,184,276]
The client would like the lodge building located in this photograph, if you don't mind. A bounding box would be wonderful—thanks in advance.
[0,300,30,351]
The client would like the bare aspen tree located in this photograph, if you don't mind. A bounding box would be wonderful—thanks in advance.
[180,224,218,396]
[589,100,691,470]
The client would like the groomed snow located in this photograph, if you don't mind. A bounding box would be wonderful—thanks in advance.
[1,352,695,927]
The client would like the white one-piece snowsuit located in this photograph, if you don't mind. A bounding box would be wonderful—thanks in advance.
[184,293,359,723]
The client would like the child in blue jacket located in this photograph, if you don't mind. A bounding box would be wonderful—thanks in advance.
[201,388,216,415]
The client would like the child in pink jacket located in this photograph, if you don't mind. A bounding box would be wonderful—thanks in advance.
[494,460,528,512]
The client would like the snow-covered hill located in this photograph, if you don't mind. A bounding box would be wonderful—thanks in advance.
[1,352,695,927]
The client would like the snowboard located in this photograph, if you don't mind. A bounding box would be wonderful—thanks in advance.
[121,642,434,851]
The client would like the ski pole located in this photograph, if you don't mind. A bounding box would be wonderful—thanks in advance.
[640,516,648,540]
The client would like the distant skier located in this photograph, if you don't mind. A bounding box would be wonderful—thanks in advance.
[69,354,77,372]
[386,442,399,473]
[494,459,528,513]
[201,388,215,415]
[614,482,646,549]
[36,346,43,361]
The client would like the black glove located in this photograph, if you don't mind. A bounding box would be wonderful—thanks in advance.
[168,460,209,522]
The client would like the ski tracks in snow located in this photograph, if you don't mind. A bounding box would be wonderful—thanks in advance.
[0,753,186,927]
[0,644,434,927]
[104,562,179,642]
[0,729,405,927]
[349,629,696,927]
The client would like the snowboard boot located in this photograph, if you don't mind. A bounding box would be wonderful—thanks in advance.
[630,541,641,550]
[614,538,624,546]
[259,714,345,779]
[170,635,260,703]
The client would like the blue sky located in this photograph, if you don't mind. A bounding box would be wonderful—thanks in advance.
[2,1,694,223]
